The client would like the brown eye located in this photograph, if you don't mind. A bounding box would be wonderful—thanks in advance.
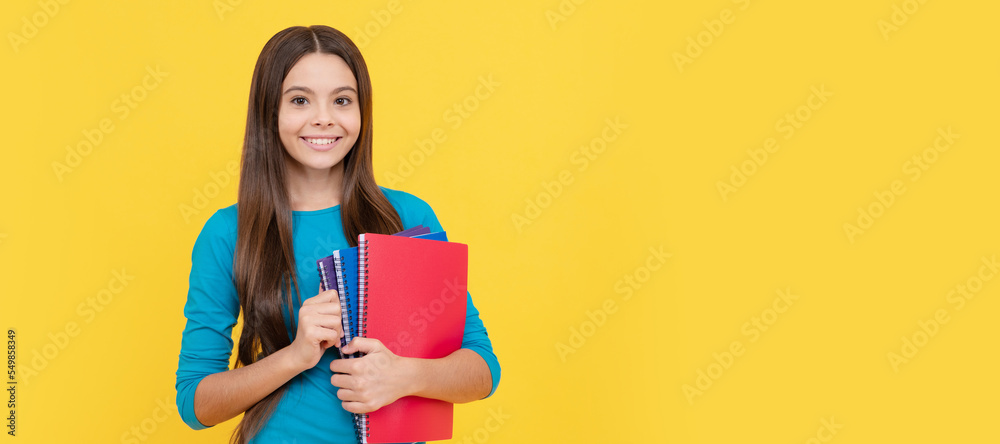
[292,97,308,105]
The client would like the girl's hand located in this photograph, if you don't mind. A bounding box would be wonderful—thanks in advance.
[287,284,343,371]
[329,338,414,414]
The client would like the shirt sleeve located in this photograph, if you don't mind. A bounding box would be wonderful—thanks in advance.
[413,198,502,398]
[174,209,242,430]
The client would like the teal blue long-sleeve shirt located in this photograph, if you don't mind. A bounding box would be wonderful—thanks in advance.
[174,187,501,443]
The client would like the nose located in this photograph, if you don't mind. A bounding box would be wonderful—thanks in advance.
[312,103,335,127]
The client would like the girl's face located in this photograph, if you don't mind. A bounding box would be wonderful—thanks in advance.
[277,52,361,174]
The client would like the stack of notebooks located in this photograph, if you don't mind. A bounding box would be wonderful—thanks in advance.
[316,226,468,444]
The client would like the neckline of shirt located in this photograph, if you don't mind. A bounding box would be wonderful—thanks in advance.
[292,204,341,216]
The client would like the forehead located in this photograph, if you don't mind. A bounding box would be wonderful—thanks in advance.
[282,52,358,91]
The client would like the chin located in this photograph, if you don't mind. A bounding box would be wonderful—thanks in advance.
[307,156,347,171]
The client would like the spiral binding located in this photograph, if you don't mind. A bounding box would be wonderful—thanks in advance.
[358,236,369,344]
[358,235,371,442]
[342,259,363,358]
[317,262,330,292]
[361,412,369,442]
[332,255,350,346]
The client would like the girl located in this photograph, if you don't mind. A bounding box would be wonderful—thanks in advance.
[174,25,500,444]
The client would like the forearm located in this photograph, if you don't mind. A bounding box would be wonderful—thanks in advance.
[404,348,492,403]
[193,346,306,427]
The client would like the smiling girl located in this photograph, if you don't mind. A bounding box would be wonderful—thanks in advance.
[174,25,500,444]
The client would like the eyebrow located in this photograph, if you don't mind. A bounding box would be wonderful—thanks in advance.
[283,85,357,95]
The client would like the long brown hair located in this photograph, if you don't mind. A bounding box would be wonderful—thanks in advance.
[230,25,403,444]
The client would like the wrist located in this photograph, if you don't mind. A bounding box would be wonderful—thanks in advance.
[399,356,426,398]
[277,344,309,374]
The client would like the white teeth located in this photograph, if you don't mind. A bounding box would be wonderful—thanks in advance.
[304,137,338,145]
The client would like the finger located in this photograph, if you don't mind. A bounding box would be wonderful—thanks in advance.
[342,401,372,414]
[301,301,342,316]
[301,313,345,332]
[330,374,354,390]
[300,324,344,348]
[337,388,364,403]
[330,358,356,375]
[341,337,382,355]
[303,288,338,306]
[303,324,342,346]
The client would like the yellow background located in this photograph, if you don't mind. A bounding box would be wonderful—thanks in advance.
[2,0,998,442]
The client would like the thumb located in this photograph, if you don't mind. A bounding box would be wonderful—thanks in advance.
[342,337,381,355]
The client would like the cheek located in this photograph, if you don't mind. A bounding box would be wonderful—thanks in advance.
[277,114,303,143]
[335,107,361,134]
[277,112,293,132]
[344,111,362,135]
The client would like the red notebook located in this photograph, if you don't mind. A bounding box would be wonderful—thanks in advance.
[357,233,468,443]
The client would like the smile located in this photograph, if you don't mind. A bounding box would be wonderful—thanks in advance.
[301,136,342,151]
